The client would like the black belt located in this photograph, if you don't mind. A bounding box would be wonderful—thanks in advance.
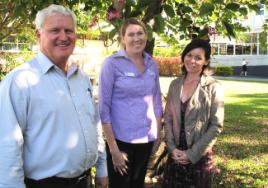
[25,168,91,185]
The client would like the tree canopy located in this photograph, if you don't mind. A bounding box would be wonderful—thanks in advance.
[1,0,267,53]
[0,0,81,41]
[86,1,265,43]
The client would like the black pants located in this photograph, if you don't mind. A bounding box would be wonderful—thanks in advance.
[106,140,153,188]
[25,173,91,188]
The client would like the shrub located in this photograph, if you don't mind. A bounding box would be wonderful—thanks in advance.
[0,51,35,81]
[154,56,182,76]
[153,47,182,57]
[214,66,233,76]
[0,53,17,80]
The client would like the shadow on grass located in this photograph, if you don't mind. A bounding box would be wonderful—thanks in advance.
[227,93,268,100]
[214,142,268,160]
[213,92,268,187]
[144,92,268,188]
[224,93,268,128]
[217,93,268,159]
[213,162,268,188]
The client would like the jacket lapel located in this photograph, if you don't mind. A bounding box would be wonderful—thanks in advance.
[174,76,184,121]
[185,75,208,128]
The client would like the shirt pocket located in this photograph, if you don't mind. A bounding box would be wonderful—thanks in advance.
[31,97,53,119]
[143,70,157,94]
[80,88,95,118]
[115,74,143,96]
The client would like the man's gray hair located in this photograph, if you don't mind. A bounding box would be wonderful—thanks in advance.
[35,4,76,30]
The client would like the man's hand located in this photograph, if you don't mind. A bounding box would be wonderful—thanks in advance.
[95,176,109,188]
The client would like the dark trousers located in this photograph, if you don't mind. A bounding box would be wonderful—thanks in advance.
[25,173,91,188]
[106,139,153,188]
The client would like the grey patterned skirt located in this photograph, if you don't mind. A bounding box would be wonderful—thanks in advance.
[162,150,214,188]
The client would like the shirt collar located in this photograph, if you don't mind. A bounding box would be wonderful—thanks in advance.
[36,51,78,75]
[115,49,153,66]
[200,74,216,86]
[36,51,56,74]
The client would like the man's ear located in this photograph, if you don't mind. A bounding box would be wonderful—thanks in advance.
[36,30,41,38]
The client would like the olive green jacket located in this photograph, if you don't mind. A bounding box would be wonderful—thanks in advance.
[164,74,224,164]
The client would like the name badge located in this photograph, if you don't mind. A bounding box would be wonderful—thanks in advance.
[124,72,135,77]
[147,69,155,76]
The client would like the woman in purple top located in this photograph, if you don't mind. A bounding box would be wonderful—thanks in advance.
[98,18,163,188]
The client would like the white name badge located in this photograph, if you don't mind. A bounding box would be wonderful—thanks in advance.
[147,69,155,76]
[124,72,135,77]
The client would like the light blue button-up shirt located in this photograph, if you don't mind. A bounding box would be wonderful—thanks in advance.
[99,50,163,143]
[0,52,99,188]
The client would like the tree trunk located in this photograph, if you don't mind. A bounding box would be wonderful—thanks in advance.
[142,0,163,56]
[145,38,155,56]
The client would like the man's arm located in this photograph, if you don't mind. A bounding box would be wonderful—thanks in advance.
[95,150,108,188]
[0,76,26,188]
[95,121,108,188]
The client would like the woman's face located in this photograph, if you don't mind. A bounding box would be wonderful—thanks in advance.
[122,24,147,55]
[183,48,208,74]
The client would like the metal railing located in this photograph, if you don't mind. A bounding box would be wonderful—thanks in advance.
[0,42,32,52]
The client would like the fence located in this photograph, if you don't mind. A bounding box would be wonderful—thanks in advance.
[0,42,32,52]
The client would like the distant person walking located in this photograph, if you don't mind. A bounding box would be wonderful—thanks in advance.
[240,58,248,76]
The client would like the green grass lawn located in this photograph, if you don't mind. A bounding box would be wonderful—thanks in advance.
[213,80,268,188]
[154,78,268,188]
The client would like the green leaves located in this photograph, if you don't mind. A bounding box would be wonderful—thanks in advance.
[212,0,224,3]
[226,3,240,11]
[136,0,152,9]
[128,10,142,17]
[154,14,165,33]
[222,20,236,39]
[199,3,214,17]
[163,4,175,17]
[1,0,266,53]
[248,4,261,12]
[145,24,153,41]
[108,27,118,40]
[197,27,209,39]
[239,7,248,16]
[188,0,196,4]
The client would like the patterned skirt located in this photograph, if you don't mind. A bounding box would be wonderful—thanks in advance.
[162,150,214,188]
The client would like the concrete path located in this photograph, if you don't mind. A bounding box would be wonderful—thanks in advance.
[213,76,268,82]
[160,76,268,96]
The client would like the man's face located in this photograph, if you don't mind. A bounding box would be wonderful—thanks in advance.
[36,13,76,67]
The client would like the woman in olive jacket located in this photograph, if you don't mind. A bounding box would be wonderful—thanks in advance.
[162,39,224,188]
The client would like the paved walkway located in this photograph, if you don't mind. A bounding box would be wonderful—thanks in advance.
[213,76,268,82]
[160,75,268,95]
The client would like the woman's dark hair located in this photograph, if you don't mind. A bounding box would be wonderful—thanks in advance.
[181,38,213,75]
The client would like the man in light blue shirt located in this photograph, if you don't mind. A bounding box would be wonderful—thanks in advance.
[0,4,107,188]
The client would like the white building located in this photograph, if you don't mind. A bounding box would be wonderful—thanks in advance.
[211,4,267,55]
[210,4,268,77]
